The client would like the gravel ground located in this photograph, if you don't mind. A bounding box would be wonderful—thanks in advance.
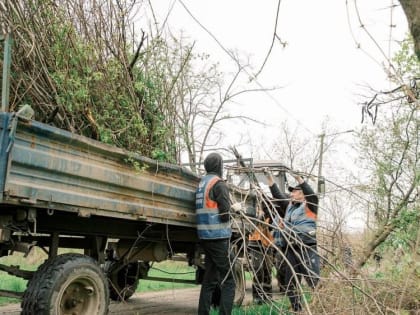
[0,283,257,315]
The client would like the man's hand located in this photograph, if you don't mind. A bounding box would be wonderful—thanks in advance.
[231,202,243,213]
[289,170,304,184]
[263,167,274,186]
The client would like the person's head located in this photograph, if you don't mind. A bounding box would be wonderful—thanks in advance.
[288,185,305,202]
[204,152,223,177]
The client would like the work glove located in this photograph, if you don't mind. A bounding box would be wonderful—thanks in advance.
[262,167,270,175]
[288,170,304,183]
[231,202,243,213]
[262,167,274,185]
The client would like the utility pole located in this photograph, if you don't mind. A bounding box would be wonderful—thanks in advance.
[317,133,325,195]
[317,129,354,196]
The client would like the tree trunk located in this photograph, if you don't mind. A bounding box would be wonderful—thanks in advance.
[399,0,420,60]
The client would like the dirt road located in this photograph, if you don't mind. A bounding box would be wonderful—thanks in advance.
[0,285,254,315]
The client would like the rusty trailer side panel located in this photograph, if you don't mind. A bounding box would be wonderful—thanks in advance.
[0,113,200,227]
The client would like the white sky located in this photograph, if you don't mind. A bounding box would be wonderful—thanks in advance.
[144,1,410,231]
[147,0,408,142]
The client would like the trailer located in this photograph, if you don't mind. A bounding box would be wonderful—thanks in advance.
[0,34,291,315]
[0,109,210,313]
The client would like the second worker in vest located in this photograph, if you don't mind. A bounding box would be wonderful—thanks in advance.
[196,152,236,315]
[248,210,275,304]
[264,168,320,312]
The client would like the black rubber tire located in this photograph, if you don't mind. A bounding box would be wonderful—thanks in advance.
[21,253,109,315]
[108,262,140,301]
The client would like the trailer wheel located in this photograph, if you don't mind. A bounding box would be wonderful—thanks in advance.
[21,253,109,315]
[107,262,140,301]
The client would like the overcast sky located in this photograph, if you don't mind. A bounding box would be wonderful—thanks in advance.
[141,1,410,230]
[146,0,408,142]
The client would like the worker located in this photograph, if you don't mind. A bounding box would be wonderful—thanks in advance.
[264,168,320,312]
[196,152,236,315]
[248,212,274,304]
[248,169,292,304]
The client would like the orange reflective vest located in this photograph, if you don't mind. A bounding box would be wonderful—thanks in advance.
[249,218,274,247]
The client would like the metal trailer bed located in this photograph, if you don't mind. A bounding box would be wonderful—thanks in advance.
[0,112,199,227]
[0,112,206,313]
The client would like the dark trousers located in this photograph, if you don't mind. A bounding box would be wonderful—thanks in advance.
[249,243,272,302]
[284,244,320,311]
[198,239,236,315]
[274,249,287,293]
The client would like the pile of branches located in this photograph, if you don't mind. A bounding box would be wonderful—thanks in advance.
[228,183,420,314]
[0,0,177,161]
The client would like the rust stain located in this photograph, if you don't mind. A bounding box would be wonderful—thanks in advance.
[30,136,36,149]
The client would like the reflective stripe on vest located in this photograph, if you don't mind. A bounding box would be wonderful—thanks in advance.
[196,174,231,240]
